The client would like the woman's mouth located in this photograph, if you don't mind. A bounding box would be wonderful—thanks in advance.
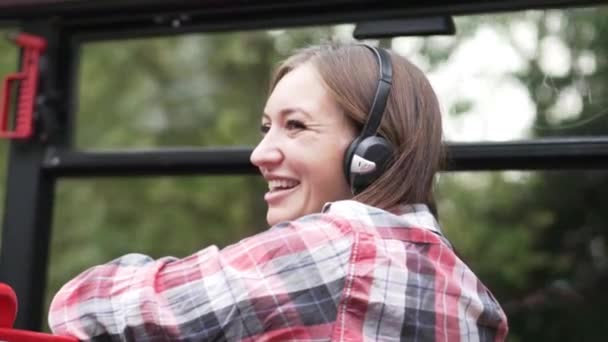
[264,179,300,203]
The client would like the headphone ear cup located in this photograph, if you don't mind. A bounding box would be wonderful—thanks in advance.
[343,137,361,184]
[345,136,394,194]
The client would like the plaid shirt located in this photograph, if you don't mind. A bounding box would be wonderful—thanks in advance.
[49,200,508,341]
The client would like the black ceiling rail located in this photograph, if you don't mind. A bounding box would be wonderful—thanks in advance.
[65,1,608,42]
[0,1,601,44]
[353,17,456,39]
[42,137,608,178]
[446,138,608,170]
[0,0,604,39]
[43,147,258,177]
[0,0,602,20]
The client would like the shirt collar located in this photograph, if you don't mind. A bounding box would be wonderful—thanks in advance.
[322,200,443,235]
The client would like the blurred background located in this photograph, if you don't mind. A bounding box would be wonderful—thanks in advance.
[1,4,607,341]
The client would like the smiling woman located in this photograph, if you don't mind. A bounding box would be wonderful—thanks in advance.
[47,42,508,341]
[251,62,356,226]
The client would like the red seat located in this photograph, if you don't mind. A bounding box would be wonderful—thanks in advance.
[0,283,78,342]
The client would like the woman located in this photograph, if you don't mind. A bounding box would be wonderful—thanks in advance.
[49,43,508,341]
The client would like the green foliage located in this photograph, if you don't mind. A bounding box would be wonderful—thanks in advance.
[437,172,552,295]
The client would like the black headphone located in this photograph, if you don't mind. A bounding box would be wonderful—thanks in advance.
[343,44,395,195]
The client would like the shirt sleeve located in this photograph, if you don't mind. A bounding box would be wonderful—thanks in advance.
[48,215,353,341]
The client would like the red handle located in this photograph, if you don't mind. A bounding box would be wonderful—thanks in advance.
[0,33,47,139]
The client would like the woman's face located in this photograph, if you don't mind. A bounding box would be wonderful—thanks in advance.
[250,62,357,226]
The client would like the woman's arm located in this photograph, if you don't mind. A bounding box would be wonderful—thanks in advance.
[48,217,352,341]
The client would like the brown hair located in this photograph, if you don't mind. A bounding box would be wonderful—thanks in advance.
[269,42,444,210]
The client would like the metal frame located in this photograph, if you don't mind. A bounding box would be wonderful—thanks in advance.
[0,17,77,330]
[40,137,608,178]
[0,0,601,20]
[0,0,606,331]
[0,0,603,41]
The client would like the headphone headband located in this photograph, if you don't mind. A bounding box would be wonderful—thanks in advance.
[343,44,395,195]
[358,45,392,138]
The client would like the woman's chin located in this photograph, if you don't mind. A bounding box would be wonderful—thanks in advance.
[266,210,290,226]
[266,205,305,226]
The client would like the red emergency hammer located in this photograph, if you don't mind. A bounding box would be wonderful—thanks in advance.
[0,33,47,139]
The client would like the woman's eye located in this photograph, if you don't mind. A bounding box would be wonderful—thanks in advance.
[285,120,307,131]
[260,123,270,134]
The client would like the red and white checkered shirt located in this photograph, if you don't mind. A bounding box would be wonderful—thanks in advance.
[49,200,508,341]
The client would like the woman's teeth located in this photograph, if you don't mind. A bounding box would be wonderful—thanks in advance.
[268,179,299,191]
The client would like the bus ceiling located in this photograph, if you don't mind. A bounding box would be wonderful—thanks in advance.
[0,0,603,24]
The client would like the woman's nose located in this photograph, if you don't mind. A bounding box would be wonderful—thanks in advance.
[250,134,283,168]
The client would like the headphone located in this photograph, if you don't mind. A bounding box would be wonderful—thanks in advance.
[343,44,395,195]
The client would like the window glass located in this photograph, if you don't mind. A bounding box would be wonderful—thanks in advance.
[76,6,608,149]
[76,26,352,148]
